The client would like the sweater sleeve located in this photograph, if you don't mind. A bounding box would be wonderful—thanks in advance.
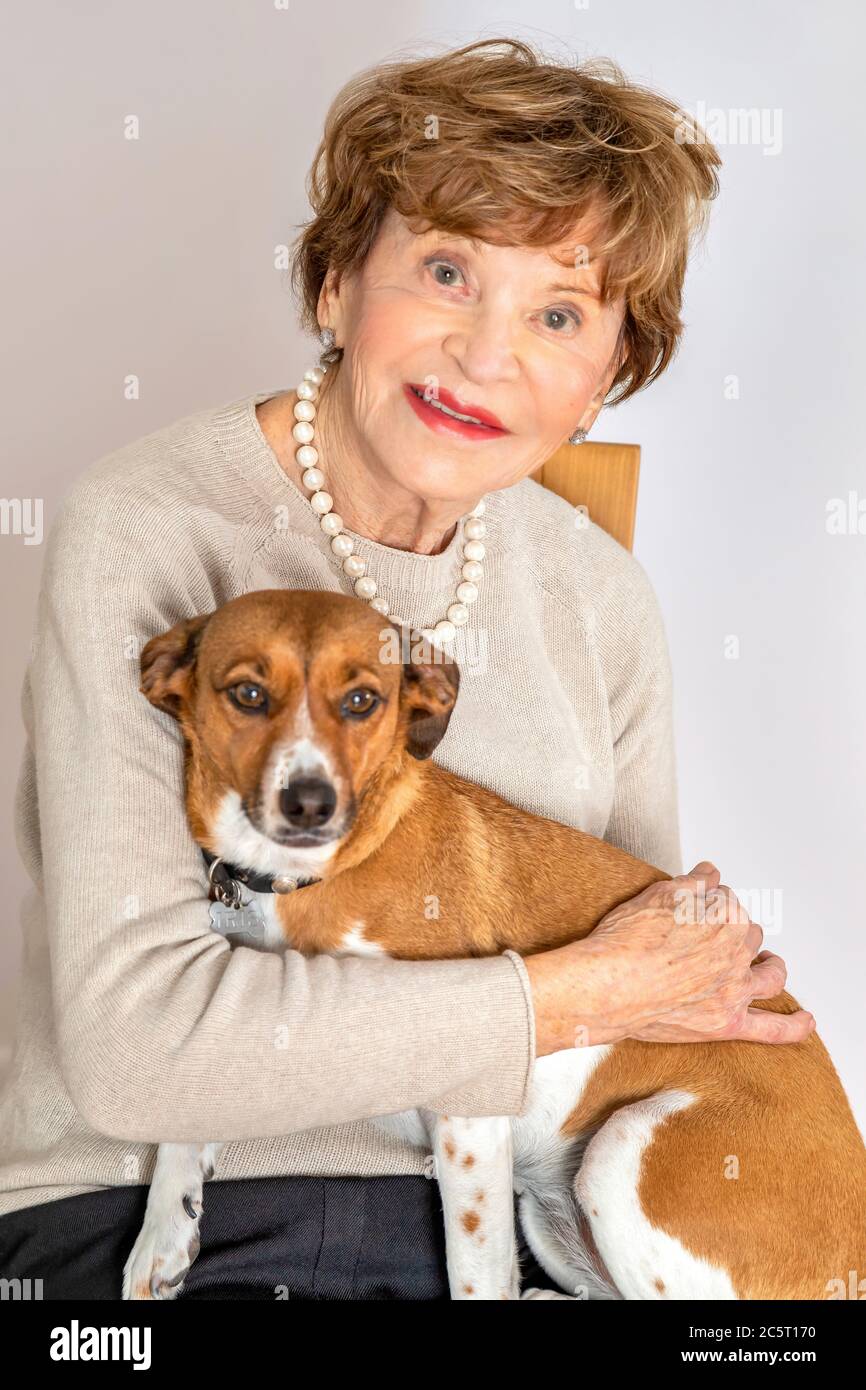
[27,477,535,1143]
[593,542,683,877]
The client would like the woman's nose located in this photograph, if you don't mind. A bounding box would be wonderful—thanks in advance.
[443,312,522,385]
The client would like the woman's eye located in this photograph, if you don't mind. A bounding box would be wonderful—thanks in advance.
[540,306,582,333]
[229,682,269,712]
[341,687,380,719]
[428,259,465,289]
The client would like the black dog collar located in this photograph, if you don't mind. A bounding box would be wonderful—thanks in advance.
[201,848,320,910]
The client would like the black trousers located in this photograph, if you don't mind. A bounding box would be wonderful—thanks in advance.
[0,1176,560,1300]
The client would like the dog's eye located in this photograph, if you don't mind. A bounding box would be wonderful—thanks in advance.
[341,687,380,719]
[229,682,269,713]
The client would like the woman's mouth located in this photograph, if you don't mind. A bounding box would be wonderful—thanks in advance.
[403,383,510,440]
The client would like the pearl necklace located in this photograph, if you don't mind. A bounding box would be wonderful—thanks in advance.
[289,363,487,647]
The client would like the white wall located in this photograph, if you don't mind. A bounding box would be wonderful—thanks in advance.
[2,1,863,1130]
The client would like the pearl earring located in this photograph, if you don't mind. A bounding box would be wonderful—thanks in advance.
[569,427,588,445]
[318,326,339,365]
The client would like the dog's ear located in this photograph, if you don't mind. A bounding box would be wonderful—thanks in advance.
[398,626,460,760]
[140,613,211,719]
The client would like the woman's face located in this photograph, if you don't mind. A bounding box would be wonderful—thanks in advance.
[319,207,626,507]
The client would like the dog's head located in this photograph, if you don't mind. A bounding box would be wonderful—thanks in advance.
[139,589,459,875]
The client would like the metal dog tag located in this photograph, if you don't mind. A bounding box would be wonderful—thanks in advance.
[208,897,267,947]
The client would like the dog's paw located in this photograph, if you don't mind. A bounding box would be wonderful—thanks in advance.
[520,1287,578,1300]
[122,1192,203,1300]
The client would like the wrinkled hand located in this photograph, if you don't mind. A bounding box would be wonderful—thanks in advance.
[524,862,816,1055]
[586,862,815,1046]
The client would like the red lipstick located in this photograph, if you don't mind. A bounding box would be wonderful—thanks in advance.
[403,383,510,440]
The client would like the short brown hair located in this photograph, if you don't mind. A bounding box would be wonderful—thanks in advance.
[290,37,721,406]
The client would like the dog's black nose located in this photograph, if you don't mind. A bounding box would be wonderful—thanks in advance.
[279,776,337,830]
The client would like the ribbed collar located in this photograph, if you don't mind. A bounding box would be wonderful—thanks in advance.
[212,388,503,597]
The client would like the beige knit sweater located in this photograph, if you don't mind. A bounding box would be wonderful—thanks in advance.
[0,388,682,1217]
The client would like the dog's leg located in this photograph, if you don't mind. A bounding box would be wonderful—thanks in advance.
[521,1287,579,1299]
[429,1114,520,1300]
[123,1141,220,1300]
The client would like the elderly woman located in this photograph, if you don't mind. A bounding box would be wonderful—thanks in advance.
[0,37,812,1299]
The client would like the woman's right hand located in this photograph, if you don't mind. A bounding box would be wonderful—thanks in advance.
[523,862,817,1054]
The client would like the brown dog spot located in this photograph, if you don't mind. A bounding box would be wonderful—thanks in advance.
[654,1277,666,1294]
[443,1139,456,1161]
[463,1283,474,1295]
[462,1153,475,1168]
[462,1210,481,1235]
[475,1190,485,1203]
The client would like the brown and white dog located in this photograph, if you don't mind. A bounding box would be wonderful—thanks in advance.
[123,588,866,1300]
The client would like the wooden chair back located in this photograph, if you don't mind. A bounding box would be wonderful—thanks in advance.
[531,441,641,551]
